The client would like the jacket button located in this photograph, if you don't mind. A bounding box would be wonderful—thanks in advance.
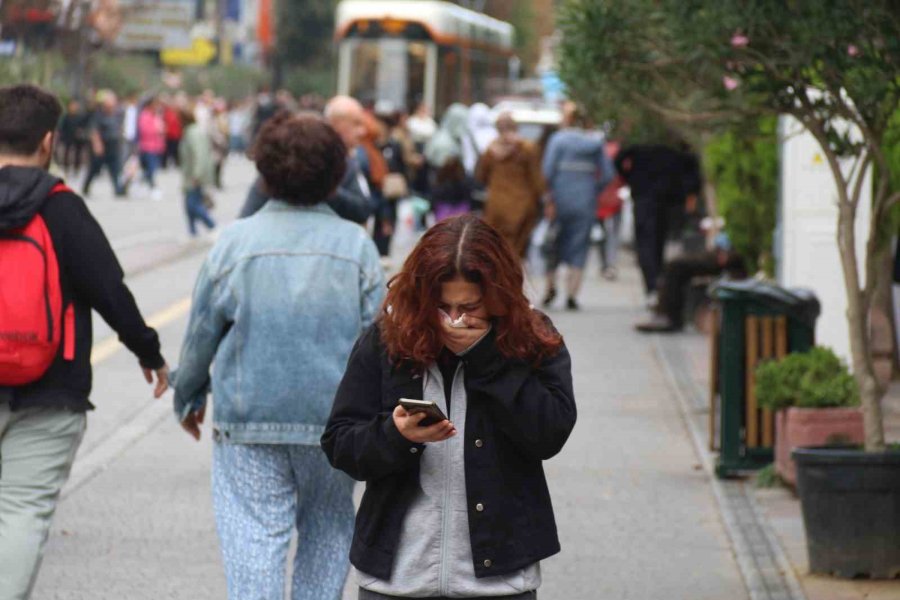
[483,559,492,568]
[475,503,484,512]
[475,439,483,448]
[409,447,419,454]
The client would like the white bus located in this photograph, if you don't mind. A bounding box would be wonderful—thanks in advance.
[335,0,515,115]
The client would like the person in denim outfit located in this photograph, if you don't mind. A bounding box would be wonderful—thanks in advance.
[173,113,385,600]
[541,102,615,310]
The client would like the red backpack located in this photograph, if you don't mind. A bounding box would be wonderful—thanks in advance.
[0,183,74,386]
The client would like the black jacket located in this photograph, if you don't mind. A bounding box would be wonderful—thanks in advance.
[0,166,164,411]
[321,322,576,580]
[614,144,702,203]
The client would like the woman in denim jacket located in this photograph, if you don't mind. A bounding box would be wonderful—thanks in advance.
[173,113,385,600]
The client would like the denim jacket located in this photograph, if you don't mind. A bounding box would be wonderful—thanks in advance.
[173,200,385,444]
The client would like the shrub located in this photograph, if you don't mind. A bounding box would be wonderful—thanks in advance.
[703,116,778,276]
[755,347,859,411]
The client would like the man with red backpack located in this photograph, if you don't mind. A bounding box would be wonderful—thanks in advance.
[0,84,169,598]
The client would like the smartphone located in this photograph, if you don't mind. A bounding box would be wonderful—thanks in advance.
[399,398,448,427]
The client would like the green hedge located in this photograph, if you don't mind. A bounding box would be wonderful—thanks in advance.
[703,117,778,276]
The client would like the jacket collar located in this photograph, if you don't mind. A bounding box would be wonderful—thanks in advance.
[261,199,337,217]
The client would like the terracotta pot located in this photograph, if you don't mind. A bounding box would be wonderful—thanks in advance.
[774,407,864,486]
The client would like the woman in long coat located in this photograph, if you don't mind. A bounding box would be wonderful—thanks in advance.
[476,113,544,257]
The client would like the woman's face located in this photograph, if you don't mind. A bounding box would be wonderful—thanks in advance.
[438,276,488,322]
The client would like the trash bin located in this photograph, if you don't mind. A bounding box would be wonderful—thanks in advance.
[708,279,820,478]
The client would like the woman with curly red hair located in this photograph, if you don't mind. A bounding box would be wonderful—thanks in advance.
[322,214,576,600]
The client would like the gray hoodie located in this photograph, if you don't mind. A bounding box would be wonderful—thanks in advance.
[358,359,541,597]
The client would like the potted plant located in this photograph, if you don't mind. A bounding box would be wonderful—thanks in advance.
[755,347,863,487]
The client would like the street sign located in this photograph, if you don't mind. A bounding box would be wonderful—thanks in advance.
[160,37,217,66]
[115,0,193,51]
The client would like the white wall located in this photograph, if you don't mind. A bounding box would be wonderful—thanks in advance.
[777,115,872,365]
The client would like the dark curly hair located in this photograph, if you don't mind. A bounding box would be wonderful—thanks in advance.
[252,112,347,205]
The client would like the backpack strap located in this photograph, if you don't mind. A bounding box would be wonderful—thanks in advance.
[49,182,73,196]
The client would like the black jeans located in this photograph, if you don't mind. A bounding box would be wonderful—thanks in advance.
[633,195,668,294]
[82,144,124,196]
[358,589,537,600]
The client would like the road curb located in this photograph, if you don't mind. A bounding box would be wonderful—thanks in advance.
[653,335,807,600]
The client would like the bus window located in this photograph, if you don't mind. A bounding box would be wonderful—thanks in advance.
[347,39,428,111]
[349,42,380,103]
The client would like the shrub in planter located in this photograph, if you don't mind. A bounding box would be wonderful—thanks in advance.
[756,347,863,486]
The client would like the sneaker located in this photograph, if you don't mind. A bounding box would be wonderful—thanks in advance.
[635,314,681,333]
[542,287,557,308]
[566,297,580,311]
[602,267,618,281]
[645,291,659,310]
[150,188,163,201]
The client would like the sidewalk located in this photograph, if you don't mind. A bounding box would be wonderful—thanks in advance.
[655,305,900,600]
[33,246,753,598]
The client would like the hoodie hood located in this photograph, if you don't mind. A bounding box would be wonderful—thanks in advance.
[0,166,60,231]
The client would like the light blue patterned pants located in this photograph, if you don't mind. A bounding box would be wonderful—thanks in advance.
[212,442,355,600]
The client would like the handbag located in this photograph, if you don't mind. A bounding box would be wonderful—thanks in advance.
[382,172,409,200]
[597,175,625,219]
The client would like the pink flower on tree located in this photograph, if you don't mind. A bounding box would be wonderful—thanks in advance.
[847,44,860,57]
[722,76,740,91]
[731,33,750,48]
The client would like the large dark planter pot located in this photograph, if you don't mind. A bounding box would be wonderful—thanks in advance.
[793,447,900,578]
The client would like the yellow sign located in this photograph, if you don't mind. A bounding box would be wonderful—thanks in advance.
[812,152,824,165]
[161,38,217,67]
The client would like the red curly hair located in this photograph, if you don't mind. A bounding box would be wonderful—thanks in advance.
[380,214,563,367]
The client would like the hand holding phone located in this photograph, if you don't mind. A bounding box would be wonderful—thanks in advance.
[394,401,455,444]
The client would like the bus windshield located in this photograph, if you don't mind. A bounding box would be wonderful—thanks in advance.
[348,39,427,111]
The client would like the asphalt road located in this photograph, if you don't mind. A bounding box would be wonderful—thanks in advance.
[30,157,748,600]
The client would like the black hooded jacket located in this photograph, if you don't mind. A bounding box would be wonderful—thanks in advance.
[0,166,164,411]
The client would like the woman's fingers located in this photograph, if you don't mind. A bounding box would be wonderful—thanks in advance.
[462,315,489,329]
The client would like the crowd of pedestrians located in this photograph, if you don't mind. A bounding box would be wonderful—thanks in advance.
[0,77,722,599]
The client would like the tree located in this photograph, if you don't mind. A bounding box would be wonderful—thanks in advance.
[670,0,900,452]
[273,0,336,91]
[558,0,900,451]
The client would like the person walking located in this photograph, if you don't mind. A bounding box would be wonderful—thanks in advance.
[322,214,576,600]
[162,97,183,169]
[179,109,217,237]
[57,99,89,175]
[541,102,614,310]
[596,140,625,280]
[373,110,409,257]
[210,98,230,189]
[0,84,169,599]
[82,90,126,198]
[614,143,701,303]
[476,113,544,257]
[406,100,437,197]
[173,112,385,600]
[137,96,166,199]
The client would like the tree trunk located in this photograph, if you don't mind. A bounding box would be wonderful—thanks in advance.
[835,181,887,452]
